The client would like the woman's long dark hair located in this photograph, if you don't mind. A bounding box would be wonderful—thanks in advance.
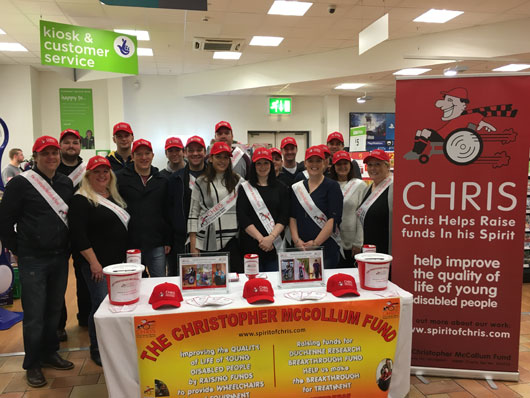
[329,160,356,181]
[248,159,276,187]
[204,154,239,195]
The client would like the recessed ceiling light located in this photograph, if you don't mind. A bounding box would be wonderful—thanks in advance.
[137,48,153,56]
[213,51,242,60]
[413,9,463,23]
[492,64,530,72]
[335,83,365,90]
[268,1,312,16]
[249,36,284,46]
[393,68,431,76]
[114,29,150,41]
[0,28,5,35]
[0,43,28,52]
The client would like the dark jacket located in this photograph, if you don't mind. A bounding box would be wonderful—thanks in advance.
[107,151,133,172]
[280,161,306,186]
[57,157,83,190]
[0,168,74,256]
[116,165,171,250]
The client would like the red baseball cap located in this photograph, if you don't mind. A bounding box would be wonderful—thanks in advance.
[270,147,282,158]
[243,278,275,304]
[60,129,81,142]
[441,87,468,101]
[132,139,153,153]
[280,137,297,149]
[186,135,206,149]
[252,147,272,163]
[113,122,133,135]
[326,273,360,297]
[210,141,232,156]
[165,137,183,150]
[215,121,232,132]
[305,146,325,160]
[318,144,331,156]
[32,136,60,153]
[332,150,351,165]
[149,282,183,309]
[86,155,111,170]
[364,149,390,163]
[327,131,344,143]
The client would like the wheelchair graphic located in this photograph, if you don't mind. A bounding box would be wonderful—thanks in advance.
[415,124,516,168]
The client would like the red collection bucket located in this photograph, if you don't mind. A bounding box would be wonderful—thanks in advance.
[103,263,145,305]
[354,253,392,291]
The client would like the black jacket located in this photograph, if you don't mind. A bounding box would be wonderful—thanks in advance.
[0,168,74,256]
[116,165,171,250]
[57,157,83,190]
[107,151,133,172]
[280,162,306,186]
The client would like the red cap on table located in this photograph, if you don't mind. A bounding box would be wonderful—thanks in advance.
[326,273,360,297]
[243,278,275,304]
[149,282,183,309]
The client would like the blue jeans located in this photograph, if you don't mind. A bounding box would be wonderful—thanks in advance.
[142,247,166,277]
[18,253,69,369]
[81,265,108,350]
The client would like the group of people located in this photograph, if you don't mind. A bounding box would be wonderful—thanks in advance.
[0,121,393,388]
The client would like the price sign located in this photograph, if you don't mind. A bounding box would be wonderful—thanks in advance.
[269,97,292,114]
[349,126,367,152]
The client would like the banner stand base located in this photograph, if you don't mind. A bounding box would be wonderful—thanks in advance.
[412,366,519,382]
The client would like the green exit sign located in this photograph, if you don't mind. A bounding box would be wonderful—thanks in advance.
[269,97,292,114]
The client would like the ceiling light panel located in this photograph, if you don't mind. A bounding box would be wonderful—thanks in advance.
[114,29,150,41]
[249,36,284,46]
[335,83,365,90]
[0,43,28,52]
[493,64,530,72]
[268,1,313,16]
[393,68,431,76]
[0,28,5,35]
[414,9,463,24]
[213,52,242,60]
[137,48,153,56]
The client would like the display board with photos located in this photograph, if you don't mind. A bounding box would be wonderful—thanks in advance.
[277,247,324,288]
[349,112,395,152]
[178,253,229,294]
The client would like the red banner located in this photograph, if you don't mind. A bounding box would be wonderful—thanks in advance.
[393,76,530,374]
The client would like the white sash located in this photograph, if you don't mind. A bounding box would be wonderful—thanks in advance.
[231,146,245,169]
[68,162,86,187]
[77,192,130,229]
[21,170,69,226]
[241,181,283,251]
[292,181,341,247]
[341,179,364,202]
[200,179,242,230]
[189,174,196,191]
[356,177,393,225]
[302,170,309,179]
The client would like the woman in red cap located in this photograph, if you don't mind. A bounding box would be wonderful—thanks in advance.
[290,146,343,268]
[357,149,393,256]
[329,150,367,267]
[236,147,289,271]
[188,142,244,272]
[68,156,129,366]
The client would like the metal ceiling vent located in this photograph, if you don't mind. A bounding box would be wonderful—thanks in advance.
[193,38,244,52]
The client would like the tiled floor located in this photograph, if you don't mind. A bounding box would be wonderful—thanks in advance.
[2,285,530,397]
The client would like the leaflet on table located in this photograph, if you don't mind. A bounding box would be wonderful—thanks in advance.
[179,253,229,295]
[135,299,400,398]
[278,248,324,288]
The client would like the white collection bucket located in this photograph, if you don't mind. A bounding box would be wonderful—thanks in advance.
[354,253,392,291]
[103,263,145,305]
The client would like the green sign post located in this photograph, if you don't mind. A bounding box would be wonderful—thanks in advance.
[269,97,292,114]
[40,20,138,74]
[59,88,95,149]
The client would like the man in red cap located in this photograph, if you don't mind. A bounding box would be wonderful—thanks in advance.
[0,136,75,387]
[56,129,90,340]
[167,136,208,276]
[214,121,251,179]
[326,131,345,155]
[279,136,305,186]
[107,122,134,171]
[116,139,172,277]
[160,137,186,179]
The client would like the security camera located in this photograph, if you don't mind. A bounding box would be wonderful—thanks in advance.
[328,5,336,14]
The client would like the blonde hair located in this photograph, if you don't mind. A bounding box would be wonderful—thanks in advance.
[77,168,127,209]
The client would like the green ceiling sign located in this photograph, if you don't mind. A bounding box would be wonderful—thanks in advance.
[269,97,292,114]
[40,20,138,74]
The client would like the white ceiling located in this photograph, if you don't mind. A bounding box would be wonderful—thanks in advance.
[2,0,530,98]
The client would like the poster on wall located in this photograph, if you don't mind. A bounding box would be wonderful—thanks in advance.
[135,299,400,398]
[349,112,395,151]
[59,88,95,149]
[393,75,530,378]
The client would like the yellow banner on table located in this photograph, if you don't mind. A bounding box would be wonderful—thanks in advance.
[135,299,400,398]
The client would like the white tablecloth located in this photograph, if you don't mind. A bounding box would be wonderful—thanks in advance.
[95,268,412,398]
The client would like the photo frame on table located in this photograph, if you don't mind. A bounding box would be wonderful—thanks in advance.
[178,253,230,295]
[277,247,324,288]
